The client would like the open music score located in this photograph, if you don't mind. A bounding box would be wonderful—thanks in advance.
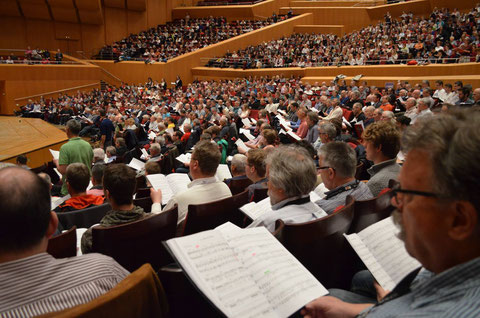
[147,173,191,205]
[344,217,421,291]
[165,225,328,317]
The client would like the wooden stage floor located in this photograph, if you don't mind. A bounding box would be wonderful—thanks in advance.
[0,117,68,168]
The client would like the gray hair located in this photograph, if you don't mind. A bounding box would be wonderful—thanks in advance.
[66,119,81,135]
[93,148,105,161]
[402,110,480,212]
[318,121,337,140]
[106,146,116,156]
[231,154,247,173]
[266,145,317,198]
[318,141,357,178]
[150,143,161,155]
[419,97,432,108]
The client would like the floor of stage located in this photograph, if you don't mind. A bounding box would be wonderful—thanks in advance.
[0,117,68,166]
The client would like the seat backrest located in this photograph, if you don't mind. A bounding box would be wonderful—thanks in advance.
[92,205,178,272]
[31,163,47,174]
[228,177,253,195]
[36,264,168,318]
[57,203,111,229]
[274,199,355,289]
[347,190,394,234]
[135,187,151,199]
[252,187,268,202]
[182,191,248,235]
[133,196,153,213]
[47,226,77,258]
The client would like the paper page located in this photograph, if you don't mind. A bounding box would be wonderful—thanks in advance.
[141,148,149,159]
[147,174,173,205]
[240,197,272,221]
[241,118,251,127]
[313,183,328,199]
[345,217,421,290]
[250,118,257,124]
[224,227,328,317]
[128,158,145,171]
[279,129,286,135]
[215,221,242,234]
[226,156,233,162]
[53,168,62,178]
[277,109,287,116]
[148,131,157,140]
[287,131,301,141]
[240,128,255,141]
[342,117,352,128]
[166,173,191,199]
[166,128,174,136]
[216,164,232,182]
[166,230,276,317]
[49,149,59,160]
[51,194,70,210]
[235,139,249,153]
[87,181,93,190]
[75,228,88,256]
[176,153,192,165]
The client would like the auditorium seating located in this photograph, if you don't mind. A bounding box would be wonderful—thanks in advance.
[227,177,252,195]
[37,264,168,318]
[274,199,355,289]
[57,203,111,229]
[133,196,153,212]
[181,189,250,235]
[347,190,394,234]
[47,226,77,259]
[91,205,178,272]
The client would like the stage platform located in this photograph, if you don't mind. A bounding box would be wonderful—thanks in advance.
[0,117,68,168]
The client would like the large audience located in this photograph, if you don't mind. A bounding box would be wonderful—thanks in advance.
[4,5,480,318]
[208,6,480,68]
[95,13,292,62]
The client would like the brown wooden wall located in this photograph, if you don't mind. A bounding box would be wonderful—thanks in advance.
[0,63,101,115]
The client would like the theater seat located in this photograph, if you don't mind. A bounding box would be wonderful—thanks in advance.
[47,226,77,258]
[227,177,252,195]
[133,196,153,213]
[36,264,168,318]
[57,203,111,229]
[91,205,178,272]
[181,190,250,236]
[274,199,355,289]
[347,190,394,234]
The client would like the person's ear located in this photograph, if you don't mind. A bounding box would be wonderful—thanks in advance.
[46,212,59,239]
[448,200,478,241]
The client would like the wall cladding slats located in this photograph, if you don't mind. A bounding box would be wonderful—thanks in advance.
[18,0,51,20]
[0,0,22,17]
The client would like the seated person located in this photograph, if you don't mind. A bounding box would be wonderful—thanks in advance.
[245,149,268,200]
[105,146,117,163]
[0,167,128,317]
[362,121,402,196]
[55,163,104,212]
[247,145,327,232]
[92,148,105,165]
[115,137,127,157]
[302,110,480,318]
[87,163,105,197]
[224,154,249,186]
[81,164,148,254]
[151,140,232,224]
[146,143,162,162]
[315,142,373,214]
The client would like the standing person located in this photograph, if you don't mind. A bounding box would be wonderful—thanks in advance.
[54,119,93,196]
[99,109,115,149]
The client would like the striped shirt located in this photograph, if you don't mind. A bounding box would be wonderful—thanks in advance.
[361,256,480,317]
[0,253,129,318]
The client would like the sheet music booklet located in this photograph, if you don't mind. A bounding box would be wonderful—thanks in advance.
[215,164,232,182]
[164,223,328,317]
[147,173,191,205]
[344,217,421,291]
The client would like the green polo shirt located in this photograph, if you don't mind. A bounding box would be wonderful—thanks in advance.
[59,137,93,196]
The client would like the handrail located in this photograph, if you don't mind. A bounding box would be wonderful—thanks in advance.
[14,82,100,102]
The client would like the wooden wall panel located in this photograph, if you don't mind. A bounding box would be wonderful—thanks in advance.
[104,0,126,8]
[104,7,128,44]
[81,24,106,57]
[78,9,103,24]
[75,0,101,10]
[294,25,345,37]
[367,0,430,23]
[50,7,78,23]
[127,10,148,35]
[0,0,22,17]
[25,20,56,49]
[146,0,167,27]
[18,1,51,20]
[127,0,147,11]
[0,17,27,49]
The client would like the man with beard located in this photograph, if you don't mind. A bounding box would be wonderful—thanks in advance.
[301,110,480,318]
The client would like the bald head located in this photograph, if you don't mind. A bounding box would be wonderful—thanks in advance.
[0,167,52,254]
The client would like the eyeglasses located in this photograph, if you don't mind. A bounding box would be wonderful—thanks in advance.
[317,166,335,172]
[391,183,440,206]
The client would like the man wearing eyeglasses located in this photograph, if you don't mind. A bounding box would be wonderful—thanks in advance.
[302,110,480,318]
[315,141,373,215]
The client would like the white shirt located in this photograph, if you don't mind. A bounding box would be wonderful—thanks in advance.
[247,195,327,233]
[155,176,232,224]
[412,108,433,124]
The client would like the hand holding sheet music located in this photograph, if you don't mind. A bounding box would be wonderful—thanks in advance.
[147,173,191,205]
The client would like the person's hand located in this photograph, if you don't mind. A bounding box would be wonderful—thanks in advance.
[301,296,367,318]
[150,187,162,204]
[374,282,390,302]
[53,159,59,168]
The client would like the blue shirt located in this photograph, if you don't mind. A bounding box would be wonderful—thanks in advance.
[363,257,480,317]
